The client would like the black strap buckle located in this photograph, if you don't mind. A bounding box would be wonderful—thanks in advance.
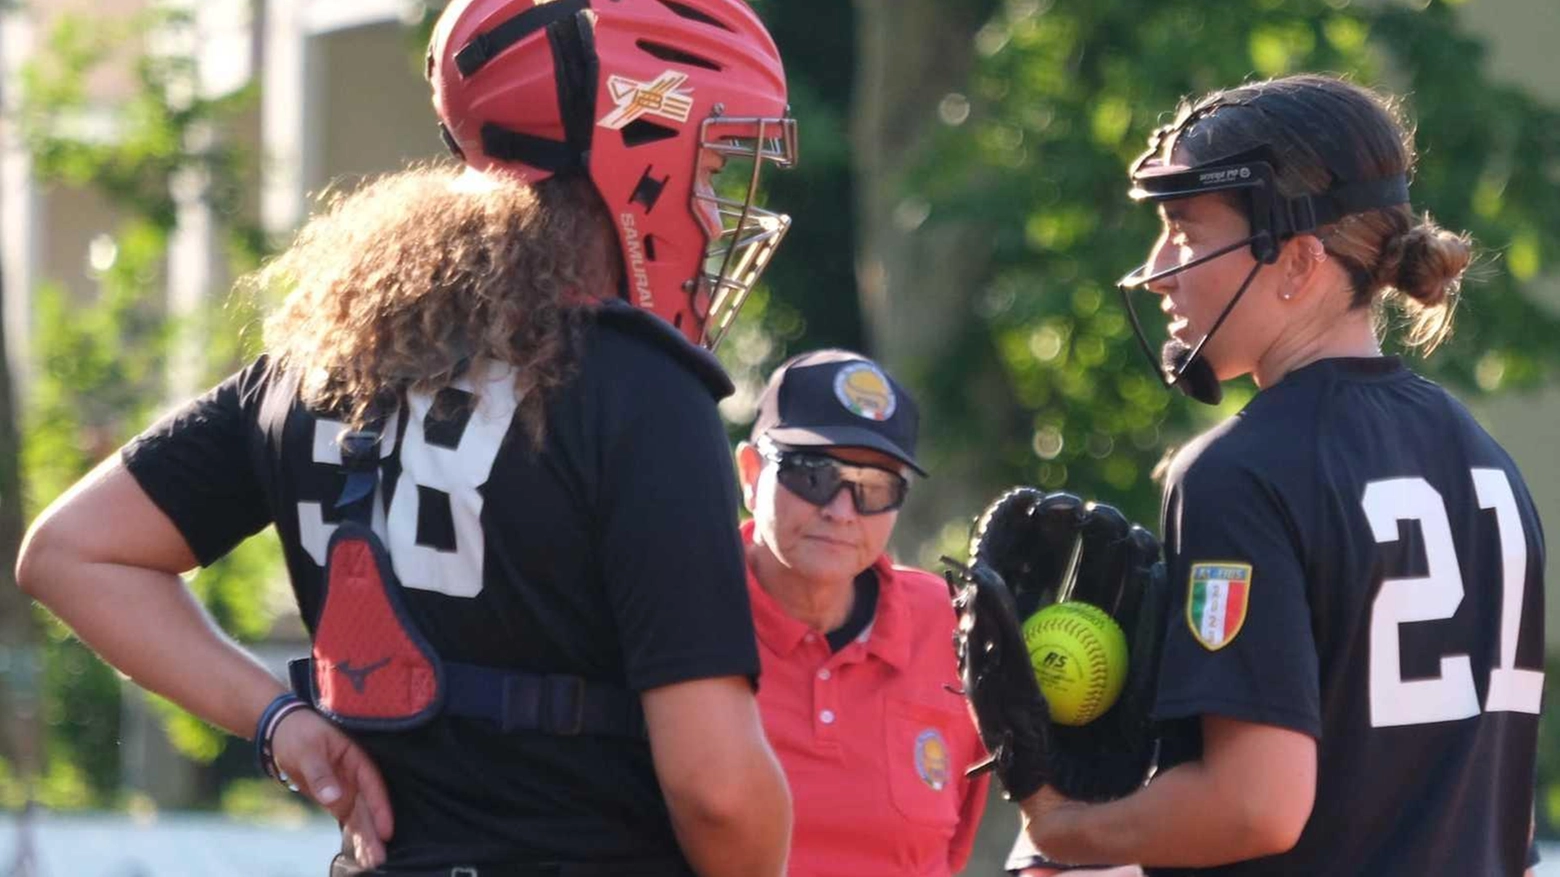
[498,672,588,735]
[541,674,587,736]
[339,428,381,471]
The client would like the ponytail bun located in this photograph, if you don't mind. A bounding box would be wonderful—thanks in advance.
[1369,213,1473,352]
[1376,216,1473,308]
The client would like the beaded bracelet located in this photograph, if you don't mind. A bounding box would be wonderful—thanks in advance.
[254,692,312,792]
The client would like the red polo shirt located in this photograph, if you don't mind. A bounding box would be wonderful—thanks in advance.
[744,522,990,876]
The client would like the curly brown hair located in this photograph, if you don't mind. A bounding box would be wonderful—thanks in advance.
[255,164,620,445]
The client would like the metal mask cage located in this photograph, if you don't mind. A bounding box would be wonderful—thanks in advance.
[1114,124,1412,402]
[1119,149,1284,290]
[693,115,798,350]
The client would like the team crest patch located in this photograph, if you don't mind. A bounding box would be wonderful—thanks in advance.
[597,71,694,130]
[1186,562,1252,651]
[834,362,896,421]
[914,728,950,791]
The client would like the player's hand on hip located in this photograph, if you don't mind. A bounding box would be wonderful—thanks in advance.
[270,708,395,867]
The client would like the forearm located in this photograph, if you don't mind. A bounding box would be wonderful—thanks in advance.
[644,677,792,877]
[666,750,791,877]
[1021,760,1284,868]
[24,558,281,737]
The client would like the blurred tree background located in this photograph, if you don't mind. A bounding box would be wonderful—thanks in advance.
[2,6,287,812]
[3,0,1560,848]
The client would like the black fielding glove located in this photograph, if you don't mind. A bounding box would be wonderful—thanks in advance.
[949,487,1170,803]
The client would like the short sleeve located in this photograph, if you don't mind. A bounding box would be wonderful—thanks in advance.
[120,359,274,567]
[596,356,759,692]
[1153,453,1321,737]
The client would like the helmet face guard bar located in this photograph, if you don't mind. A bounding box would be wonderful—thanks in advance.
[694,115,797,350]
[1115,122,1410,404]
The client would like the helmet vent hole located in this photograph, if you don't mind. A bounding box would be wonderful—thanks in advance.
[656,0,734,31]
[635,39,722,71]
[621,119,680,148]
[644,235,659,261]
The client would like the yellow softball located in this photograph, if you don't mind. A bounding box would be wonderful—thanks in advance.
[1022,601,1129,727]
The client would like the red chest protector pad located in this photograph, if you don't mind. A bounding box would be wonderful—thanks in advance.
[294,427,447,731]
[289,419,647,739]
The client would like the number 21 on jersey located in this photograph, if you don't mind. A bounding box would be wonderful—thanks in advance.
[1364,469,1543,728]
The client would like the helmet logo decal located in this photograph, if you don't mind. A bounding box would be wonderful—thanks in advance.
[618,213,654,307]
[834,362,896,422]
[598,71,695,130]
[1197,166,1251,185]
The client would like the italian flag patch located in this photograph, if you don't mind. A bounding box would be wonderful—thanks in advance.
[1186,562,1252,651]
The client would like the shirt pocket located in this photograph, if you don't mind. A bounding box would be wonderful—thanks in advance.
[883,697,963,828]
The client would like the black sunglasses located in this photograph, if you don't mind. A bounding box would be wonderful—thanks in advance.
[763,449,909,516]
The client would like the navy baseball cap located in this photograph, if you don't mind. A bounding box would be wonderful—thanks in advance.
[749,350,926,476]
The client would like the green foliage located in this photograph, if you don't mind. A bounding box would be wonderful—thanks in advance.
[893,0,1385,524]
[14,7,282,804]
[219,776,316,824]
[1368,2,1560,390]
[840,0,1560,531]
[1536,660,1560,838]
[748,0,869,355]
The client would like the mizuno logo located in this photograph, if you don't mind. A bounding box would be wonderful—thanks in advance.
[335,657,391,693]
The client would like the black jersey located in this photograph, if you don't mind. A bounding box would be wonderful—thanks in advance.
[122,305,761,869]
[1149,357,1544,876]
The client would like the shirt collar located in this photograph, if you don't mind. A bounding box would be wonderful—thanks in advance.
[741,519,912,670]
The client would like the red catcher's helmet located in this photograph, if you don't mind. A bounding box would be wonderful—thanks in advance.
[428,0,796,350]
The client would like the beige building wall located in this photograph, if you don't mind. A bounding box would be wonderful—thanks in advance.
[319,22,445,189]
[37,185,123,305]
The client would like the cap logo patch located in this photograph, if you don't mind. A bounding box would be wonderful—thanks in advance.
[1186,562,1252,651]
[914,728,950,791]
[833,362,896,421]
[598,71,694,130]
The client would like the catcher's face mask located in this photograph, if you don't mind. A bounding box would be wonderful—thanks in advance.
[1116,106,1410,405]
[763,447,909,516]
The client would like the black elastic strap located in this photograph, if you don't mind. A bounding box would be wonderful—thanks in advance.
[548,10,598,166]
[290,658,645,739]
[1283,173,1410,235]
[334,416,389,526]
[1330,174,1410,215]
[442,662,645,738]
[481,124,580,172]
[454,0,589,77]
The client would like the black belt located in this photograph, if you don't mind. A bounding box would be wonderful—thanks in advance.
[330,856,692,877]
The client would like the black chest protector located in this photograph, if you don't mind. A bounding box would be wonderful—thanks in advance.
[288,423,646,738]
[287,304,730,737]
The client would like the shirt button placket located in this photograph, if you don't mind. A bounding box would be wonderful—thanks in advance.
[815,655,839,739]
